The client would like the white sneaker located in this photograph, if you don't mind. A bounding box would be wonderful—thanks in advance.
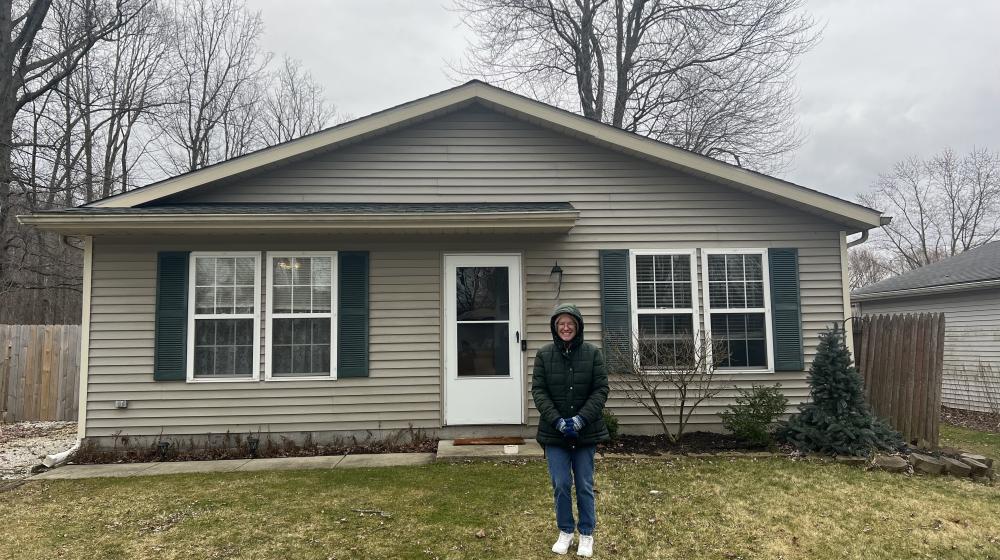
[551,531,574,555]
[577,534,594,557]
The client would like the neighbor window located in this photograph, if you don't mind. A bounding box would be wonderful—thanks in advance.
[630,250,698,369]
[702,250,771,370]
[266,253,337,379]
[188,253,260,380]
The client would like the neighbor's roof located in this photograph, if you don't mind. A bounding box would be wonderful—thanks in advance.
[853,240,1000,301]
[21,80,885,232]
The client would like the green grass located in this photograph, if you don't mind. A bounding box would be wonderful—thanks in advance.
[940,424,1000,459]
[2,456,999,559]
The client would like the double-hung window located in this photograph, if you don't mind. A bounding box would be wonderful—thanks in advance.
[702,249,773,370]
[266,253,337,379]
[188,253,260,381]
[629,250,699,369]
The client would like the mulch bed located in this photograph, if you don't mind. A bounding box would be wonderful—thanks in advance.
[941,406,1000,434]
[598,431,779,455]
[75,435,440,464]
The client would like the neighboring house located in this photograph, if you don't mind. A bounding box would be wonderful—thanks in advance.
[21,81,885,447]
[853,241,1000,413]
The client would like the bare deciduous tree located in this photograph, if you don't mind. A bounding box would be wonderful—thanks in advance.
[858,147,1000,272]
[261,56,336,145]
[157,0,269,174]
[453,0,819,172]
[3,0,338,323]
[847,245,894,291]
[1,0,145,322]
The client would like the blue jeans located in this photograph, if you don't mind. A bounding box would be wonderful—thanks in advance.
[545,444,596,535]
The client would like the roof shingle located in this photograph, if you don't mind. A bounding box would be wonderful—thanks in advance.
[853,240,1000,297]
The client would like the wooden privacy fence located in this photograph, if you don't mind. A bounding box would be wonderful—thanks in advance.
[852,313,945,447]
[1,324,81,423]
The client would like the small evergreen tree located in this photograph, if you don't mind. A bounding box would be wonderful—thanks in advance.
[777,324,903,456]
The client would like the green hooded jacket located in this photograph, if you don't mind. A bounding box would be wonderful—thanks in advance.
[531,303,610,447]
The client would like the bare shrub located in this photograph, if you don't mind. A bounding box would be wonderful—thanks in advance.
[605,332,725,443]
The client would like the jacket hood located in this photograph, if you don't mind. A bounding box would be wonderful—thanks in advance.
[550,303,585,350]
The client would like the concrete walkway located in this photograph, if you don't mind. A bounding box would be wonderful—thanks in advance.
[30,453,435,480]
[28,439,547,480]
[436,440,544,461]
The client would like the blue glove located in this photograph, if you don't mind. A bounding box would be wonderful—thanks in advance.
[554,418,577,439]
[569,415,585,432]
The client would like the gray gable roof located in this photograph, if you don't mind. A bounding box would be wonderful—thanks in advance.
[853,240,1000,298]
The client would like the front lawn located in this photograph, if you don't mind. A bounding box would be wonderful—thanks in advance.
[2,456,998,559]
[940,423,1000,459]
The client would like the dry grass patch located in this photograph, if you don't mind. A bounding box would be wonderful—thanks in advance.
[941,423,1000,459]
[1,458,998,559]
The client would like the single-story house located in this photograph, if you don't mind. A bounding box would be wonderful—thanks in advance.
[21,81,886,448]
[852,241,1000,413]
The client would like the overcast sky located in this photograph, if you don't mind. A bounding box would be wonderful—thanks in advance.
[245,0,1000,201]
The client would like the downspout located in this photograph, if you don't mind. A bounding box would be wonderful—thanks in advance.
[846,229,869,248]
[42,236,93,470]
[43,439,82,468]
[847,215,892,248]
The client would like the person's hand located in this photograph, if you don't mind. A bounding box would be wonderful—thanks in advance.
[554,418,577,440]
[569,415,585,432]
[554,418,567,433]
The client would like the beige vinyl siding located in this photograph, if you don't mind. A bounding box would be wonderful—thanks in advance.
[857,289,1000,413]
[84,105,848,437]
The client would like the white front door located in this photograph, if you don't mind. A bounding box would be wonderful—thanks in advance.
[444,254,524,425]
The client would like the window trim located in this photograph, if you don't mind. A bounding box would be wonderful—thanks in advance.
[186,251,262,383]
[700,248,774,373]
[264,251,339,381]
[628,249,701,372]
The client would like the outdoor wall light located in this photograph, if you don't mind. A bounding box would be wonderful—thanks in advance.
[247,435,260,458]
[550,261,564,300]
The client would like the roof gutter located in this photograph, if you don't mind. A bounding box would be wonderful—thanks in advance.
[18,210,580,235]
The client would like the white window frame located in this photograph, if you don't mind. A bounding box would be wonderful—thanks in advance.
[265,251,338,381]
[187,251,261,383]
[700,248,774,373]
[629,249,701,372]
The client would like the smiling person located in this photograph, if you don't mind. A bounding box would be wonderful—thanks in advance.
[531,303,610,557]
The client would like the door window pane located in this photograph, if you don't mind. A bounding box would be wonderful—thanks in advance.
[456,267,509,321]
[457,323,510,376]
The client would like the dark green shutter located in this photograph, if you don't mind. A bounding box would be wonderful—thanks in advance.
[599,249,632,373]
[769,248,803,371]
[154,251,190,381]
[338,251,369,378]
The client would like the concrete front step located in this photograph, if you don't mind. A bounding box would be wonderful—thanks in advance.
[435,440,544,461]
